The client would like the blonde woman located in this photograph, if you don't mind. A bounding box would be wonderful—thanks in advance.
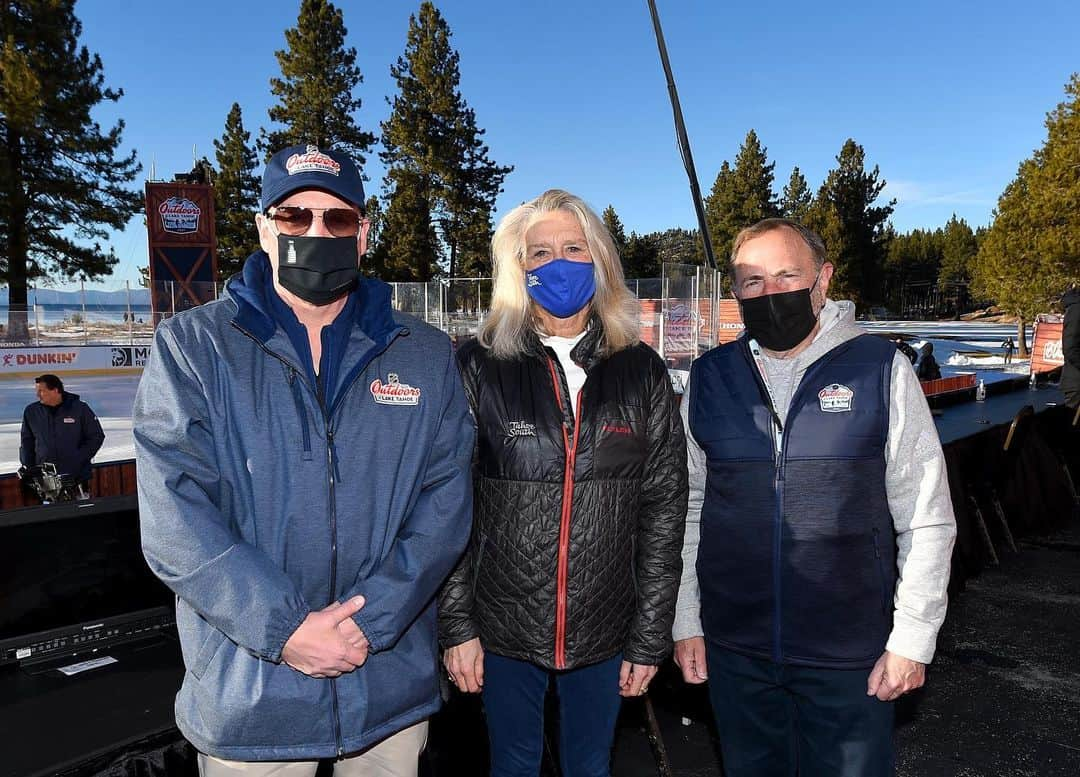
[438,190,688,777]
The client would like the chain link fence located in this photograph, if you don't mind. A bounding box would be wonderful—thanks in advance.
[1,267,732,367]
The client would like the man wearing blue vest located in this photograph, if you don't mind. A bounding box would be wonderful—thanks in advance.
[672,218,956,776]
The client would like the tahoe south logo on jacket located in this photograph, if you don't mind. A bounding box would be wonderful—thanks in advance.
[370,373,421,406]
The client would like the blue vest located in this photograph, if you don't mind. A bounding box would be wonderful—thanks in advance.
[689,334,897,669]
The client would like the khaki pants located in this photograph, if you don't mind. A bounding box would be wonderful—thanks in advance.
[197,721,429,777]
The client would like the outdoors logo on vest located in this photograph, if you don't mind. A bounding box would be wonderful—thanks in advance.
[285,145,341,177]
[818,383,854,413]
[507,421,536,437]
[158,196,201,234]
[370,372,421,406]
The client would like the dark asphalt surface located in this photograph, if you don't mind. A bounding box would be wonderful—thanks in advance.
[427,517,1080,776]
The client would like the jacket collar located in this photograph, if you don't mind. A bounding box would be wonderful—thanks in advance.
[524,316,606,371]
[226,251,397,345]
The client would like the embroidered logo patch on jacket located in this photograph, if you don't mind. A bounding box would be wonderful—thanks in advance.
[507,421,536,437]
[818,383,854,413]
[370,373,421,406]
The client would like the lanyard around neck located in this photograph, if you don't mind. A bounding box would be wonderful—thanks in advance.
[748,338,785,455]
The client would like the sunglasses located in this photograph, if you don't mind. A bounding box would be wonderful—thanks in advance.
[268,206,362,238]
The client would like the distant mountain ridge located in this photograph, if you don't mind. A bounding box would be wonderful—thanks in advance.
[0,287,151,305]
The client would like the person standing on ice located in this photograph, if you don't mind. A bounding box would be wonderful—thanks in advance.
[916,342,942,382]
[1001,337,1015,366]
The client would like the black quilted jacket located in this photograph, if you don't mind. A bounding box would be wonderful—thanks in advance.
[438,326,688,669]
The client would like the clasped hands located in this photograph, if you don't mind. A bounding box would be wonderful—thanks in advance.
[281,596,370,678]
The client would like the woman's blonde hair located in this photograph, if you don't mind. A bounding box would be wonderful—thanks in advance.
[479,189,640,359]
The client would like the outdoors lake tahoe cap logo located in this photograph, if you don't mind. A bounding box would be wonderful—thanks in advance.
[286,145,341,177]
[159,196,201,233]
[818,383,854,413]
[370,372,421,406]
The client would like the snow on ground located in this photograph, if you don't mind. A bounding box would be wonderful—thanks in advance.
[859,320,1033,385]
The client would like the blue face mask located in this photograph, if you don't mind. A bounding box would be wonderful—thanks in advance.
[525,259,596,318]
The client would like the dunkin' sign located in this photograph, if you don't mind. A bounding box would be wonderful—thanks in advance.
[159,196,201,233]
[2,351,78,368]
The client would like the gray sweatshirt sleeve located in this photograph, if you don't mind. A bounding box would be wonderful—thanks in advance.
[884,352,957,664]
[672,373,706,642]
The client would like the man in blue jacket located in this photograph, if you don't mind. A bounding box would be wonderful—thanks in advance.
[20,373,104,495]
[672,219,956,776]
[135,144,474,776]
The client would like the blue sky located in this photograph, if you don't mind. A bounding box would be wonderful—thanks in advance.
[63,0,1079,290]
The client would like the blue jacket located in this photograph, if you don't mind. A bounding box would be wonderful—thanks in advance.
[20,391,104,482]
[689,334,896,669]
[134,253,474,760]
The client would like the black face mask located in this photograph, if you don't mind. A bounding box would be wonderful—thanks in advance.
[276,234,359,305]
[739,273,822,352]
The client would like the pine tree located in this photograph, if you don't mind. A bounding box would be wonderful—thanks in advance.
[654,228,705,266]
[360,194,385,277]
[213,103,260,280]
[621,232,661,279]
[781,167,813,221]
[806,139,895,306]
[704,161,736,262]
[263,0,376,163]
[971,76,1080,354]
[885,227,947,314]
[939,215,977,285]
[379,3,511,280]
[704,130,780,265]
[0,0,142,338]
[378,169,440,282]
[602,205,627,258]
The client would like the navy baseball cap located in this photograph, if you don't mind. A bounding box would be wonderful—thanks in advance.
[261,144,366,212]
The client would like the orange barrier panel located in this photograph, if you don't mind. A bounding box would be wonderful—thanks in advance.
[921,373,977,397]
[716,299,744,345]
[1031,315,1064,375]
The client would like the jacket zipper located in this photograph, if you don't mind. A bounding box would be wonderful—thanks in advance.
[772,434,784,663]
[231,319,406,756]
[546,356,582,670]
[743,340,788,664]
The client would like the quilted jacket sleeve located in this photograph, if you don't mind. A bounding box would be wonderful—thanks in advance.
[437,342,482,649]
[624,350,689,664]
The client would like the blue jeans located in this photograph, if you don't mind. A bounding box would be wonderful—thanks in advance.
[706,644,895,777]
[481,652,623,777]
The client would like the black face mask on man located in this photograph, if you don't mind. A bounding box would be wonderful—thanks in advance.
[276,234,359,305]
[739,269,823,352]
